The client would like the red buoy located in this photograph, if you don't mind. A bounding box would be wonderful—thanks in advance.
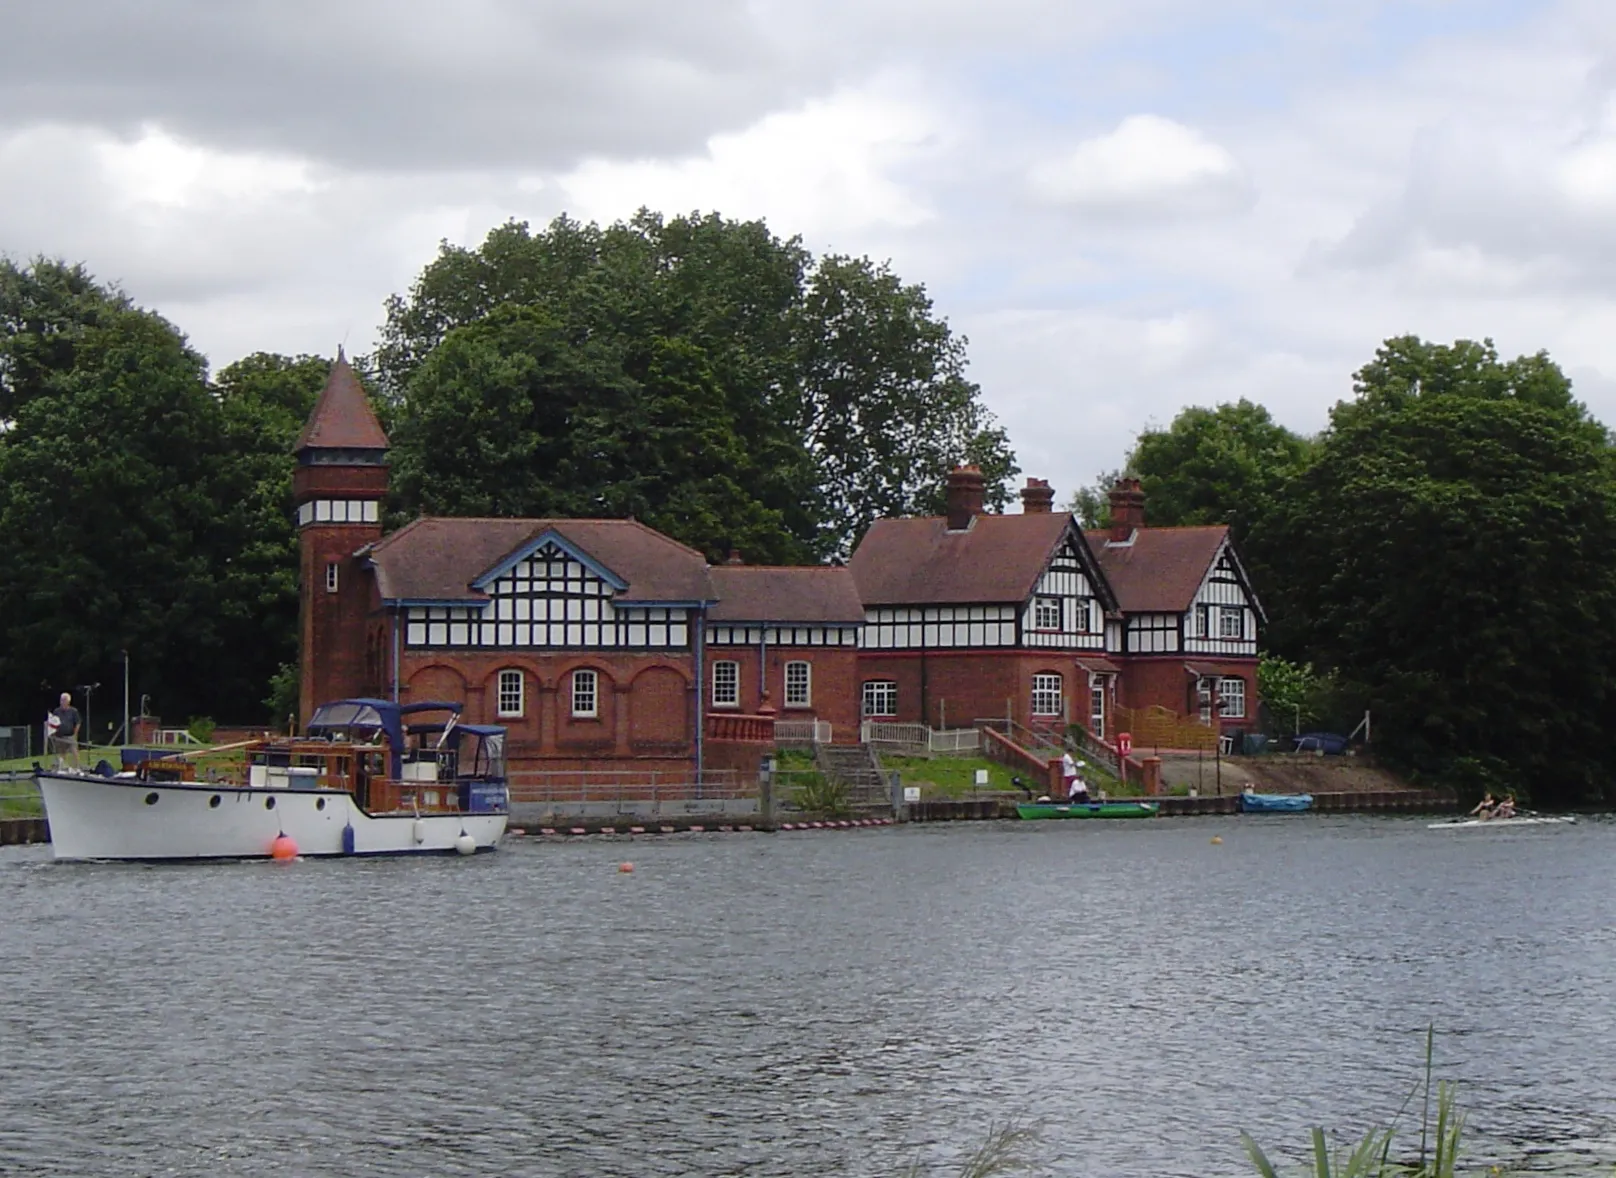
[270,834,298,861]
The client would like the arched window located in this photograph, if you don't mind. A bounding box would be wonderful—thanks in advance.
[712,660,740,708]
[571,669,598,718]
[497,669,524,718]
[784,661,811,707]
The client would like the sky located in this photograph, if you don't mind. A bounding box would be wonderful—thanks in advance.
[5,0,1616,504]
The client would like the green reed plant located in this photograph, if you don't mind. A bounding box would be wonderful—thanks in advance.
[904,1120,1037,1177]
[789,774,850,817]
[1241,1027,1467,1178]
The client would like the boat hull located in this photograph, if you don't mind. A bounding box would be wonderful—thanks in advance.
[1016,801,1160,820]
[1240,793,1313,813]
[1427,815,1575,830]
[34,771,507,861]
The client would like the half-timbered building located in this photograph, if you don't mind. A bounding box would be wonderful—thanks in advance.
[1085,477,1265,739]
[848,468,1122,735]
[295,359,1269,778]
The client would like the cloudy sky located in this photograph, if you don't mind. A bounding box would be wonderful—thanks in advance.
[5,0,1615,502]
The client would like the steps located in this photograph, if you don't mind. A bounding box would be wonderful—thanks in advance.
[814,743,888,807]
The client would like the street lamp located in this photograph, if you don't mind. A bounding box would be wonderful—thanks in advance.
[75,682,100,749]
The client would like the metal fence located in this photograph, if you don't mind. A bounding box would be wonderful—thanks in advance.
[0,725,30,761]
[858,721,981,755]
[504,769,757,820]
[0,771,42,819]
[774,720,833,748]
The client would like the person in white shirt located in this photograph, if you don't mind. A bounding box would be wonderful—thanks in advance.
[1062,753,1090,803]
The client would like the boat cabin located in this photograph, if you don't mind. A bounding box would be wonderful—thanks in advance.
[129,698,509,817]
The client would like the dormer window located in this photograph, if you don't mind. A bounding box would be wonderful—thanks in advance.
[1033,596,1061,630]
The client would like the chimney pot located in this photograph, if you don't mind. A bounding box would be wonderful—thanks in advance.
[945,465,985,530]
[1020,477,1055,514]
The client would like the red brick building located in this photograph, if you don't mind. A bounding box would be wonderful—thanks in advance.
[294,360,1266,776]
[847,470,1265,744]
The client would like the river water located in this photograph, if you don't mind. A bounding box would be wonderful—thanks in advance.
[2,815,1614,1177]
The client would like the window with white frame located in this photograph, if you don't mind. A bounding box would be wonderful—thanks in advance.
[1033,596,1061,630]
[1198,677,1214,723]
[497,669,524,717]
[325,561,339,593]
[1219,676,1246,719]
[1218,606,1243,639]
[712,660,740,708]
[1194,604,1209,637]
[1089,679,1106,739]
[1031,673,1063,717]
[1074,598,1091,633]
[571,669,598,718]
[784,661,811,707]
[862,680,897,717]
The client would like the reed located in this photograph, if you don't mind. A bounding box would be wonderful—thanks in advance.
[1241,1027,1468,1178]
[904,1120,1037,1177]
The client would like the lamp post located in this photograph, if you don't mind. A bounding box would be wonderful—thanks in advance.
[121,650,130,747]
[76,682,100,749]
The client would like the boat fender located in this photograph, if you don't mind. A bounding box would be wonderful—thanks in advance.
[412,818,427,844]
[270,833,299,861]
[454,832,476,856]
[341,824,356,856]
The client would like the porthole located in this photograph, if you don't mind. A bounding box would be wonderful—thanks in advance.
[143,792,159,806]
[209,795,221,809]
[265,796,277,811]
[315,797,326,811]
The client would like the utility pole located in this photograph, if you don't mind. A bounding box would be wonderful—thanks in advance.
[76,682,100,748]
[121,651,130,748]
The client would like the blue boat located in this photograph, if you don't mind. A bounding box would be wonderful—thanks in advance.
[1239,792,1313,813]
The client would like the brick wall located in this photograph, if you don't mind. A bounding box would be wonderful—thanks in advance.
[704,645,861,743]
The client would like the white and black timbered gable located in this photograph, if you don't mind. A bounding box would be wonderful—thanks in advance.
[1183,541,1263,658]
[1019,532,1112,651]
[401,532,691,651]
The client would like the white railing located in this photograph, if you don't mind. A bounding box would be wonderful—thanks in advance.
[859,721,980,754]
[156,728,205,746]
[774,720,833,747]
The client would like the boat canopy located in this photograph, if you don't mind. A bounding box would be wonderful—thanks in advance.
[305,699,470,779]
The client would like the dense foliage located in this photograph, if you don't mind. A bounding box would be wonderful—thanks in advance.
[379,211,1017,558]
[1094,336,1616,805]
[0,260,324,731]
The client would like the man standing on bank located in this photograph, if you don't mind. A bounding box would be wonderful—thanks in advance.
[1062,751,1090,804]
[48,691,81,770]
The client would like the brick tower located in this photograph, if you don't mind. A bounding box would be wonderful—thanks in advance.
[292,351,389,725]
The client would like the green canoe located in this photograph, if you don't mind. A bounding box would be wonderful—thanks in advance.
[1016,801,1161,820]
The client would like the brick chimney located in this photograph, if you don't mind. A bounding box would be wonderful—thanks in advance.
[945,465,985,531]
[1020,477,1054,514]
[1108,476,1145,541]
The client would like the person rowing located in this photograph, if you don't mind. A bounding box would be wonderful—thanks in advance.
[1468,793,1498,820]
[1494,795,1517,819]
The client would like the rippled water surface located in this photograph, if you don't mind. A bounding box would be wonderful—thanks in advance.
[3,815,1615,1176]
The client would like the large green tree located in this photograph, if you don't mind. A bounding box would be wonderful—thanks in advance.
[1267,336,1616,804]
[0,259,323,728]
[377,210,1016,557]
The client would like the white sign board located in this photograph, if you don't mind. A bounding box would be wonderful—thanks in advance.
[903,786,921,803]
[974,769,989,785]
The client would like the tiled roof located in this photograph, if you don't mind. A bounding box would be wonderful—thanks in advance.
[709,565,865,623]
[1084,526,1228,613]
[367,517,715,604]
[849,513,1077,605]
[294,354,389,453]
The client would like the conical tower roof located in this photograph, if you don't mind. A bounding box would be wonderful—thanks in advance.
[293,350,389,453]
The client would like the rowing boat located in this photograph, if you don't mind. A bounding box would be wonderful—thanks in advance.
[1427,815,1575,830]
[1016,801,1161,820]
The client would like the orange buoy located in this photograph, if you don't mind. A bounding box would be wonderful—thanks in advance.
[618,862,634,874]
[270,834,299,861]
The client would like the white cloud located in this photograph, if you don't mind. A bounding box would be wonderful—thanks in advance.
[555,81,941,238]
[1028,115,1254,218]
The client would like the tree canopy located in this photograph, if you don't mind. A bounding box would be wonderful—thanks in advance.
[0,258,326,730]
[379,211,1017,557]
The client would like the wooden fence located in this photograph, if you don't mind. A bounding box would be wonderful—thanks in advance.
[1114,705,1219,753]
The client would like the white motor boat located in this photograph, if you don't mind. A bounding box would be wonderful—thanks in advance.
[34,699,508,862]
